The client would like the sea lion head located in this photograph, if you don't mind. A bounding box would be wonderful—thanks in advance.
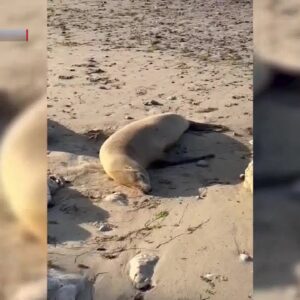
[111,158,152,193]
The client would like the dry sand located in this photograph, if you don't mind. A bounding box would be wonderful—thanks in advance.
[48,0,252,299]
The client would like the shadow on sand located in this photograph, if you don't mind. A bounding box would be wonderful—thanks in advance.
[48,119,109,158]
[149,130,251,198]
[48,186,109,243]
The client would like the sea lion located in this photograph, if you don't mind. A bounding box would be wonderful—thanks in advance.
[0,98,47,244]
[99,113,227,193]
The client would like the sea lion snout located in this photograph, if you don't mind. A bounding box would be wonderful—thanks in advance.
[134,169,152,194]
[139,182,152,194]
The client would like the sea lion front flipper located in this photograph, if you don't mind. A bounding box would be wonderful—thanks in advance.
[150,154,215,169]
[188,121,230,133]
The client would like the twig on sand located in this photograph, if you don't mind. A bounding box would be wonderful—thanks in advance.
[75,249,97,263]
[187,218,210,234]
[155,218,210,249]
[232,223,242,255]
[144,210,169,228]
[96,224,165,243]
[176,203,190,226]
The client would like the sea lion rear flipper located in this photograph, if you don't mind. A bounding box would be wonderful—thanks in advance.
[188,121,230,133]
[151,154,215,169]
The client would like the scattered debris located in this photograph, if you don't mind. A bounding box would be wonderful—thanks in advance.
[103,192,128,206]
[198,187,208,199]
[136,87,147,96]
[86,68,105,74]
[156,218,210,249]
[134,292,144,300]
[58,75,74,80]
[95,225,159,243]
[197,107,218,113]
[77,264,90,269]
[130,198,161,211]
[129,253,159,290]
[187,218,210,234]
[144,210,169,227]
[239,252,253,263]
[84,129,106,140]
[167,95,177,101]
[48,174,65,195]
[144,99,162,106]
[98,222,113,232]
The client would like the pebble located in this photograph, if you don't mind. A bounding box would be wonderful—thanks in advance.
[104,192,128,206]
[125,115,134,120]
[98,222,113,232]
[167,95,177,101]
[48,175,65,195]
[144,99,162,106]
[198,187,207,199]
[203,273,214,280]
[129,253,159,289]
[239,253,253,263]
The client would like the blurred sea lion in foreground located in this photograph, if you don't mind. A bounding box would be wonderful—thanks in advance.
[0,98,46,244]
[100,113,228,193]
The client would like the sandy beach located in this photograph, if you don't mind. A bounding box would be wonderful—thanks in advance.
[48,0,252,299]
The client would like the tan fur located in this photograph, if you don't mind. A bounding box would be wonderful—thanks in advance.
[99,113,190,192]
[0,98,47,244]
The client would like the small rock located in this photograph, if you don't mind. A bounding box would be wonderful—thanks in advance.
[239,253,253,263]
[144,100,162,106]
[203,273,214,280]
[58,75,74,80]
[129,253,159,290]
[125,115,134,120]
[134,292,144,300]
[136,87,147,96]
[196,160,209,167]
[98,222,113,232]
[198,187,207,199]
[167,95,177,101]
[48,175,65,194]
[104,192,128,206]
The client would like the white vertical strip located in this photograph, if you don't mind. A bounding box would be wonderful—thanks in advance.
[0,29,28,41]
